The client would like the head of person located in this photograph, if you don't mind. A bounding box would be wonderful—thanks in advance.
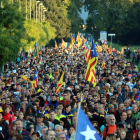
[64,104,71,113]
[60,117,70,129]
[135,130,140,140]
[63,92,68,100]
[132,104,138,113]
[116,123,124,135]
[101,96,107,104]
[51,94,57,102]
[108,104,114,112]
[36,113,44,124]
[56,132,66,140]
[10,121,17,131]
[13,133,23,140]
[45,129,55,140]
[31,132,40,140]
[0,111,3,121]
[4,105,11,113]
[59,103,64,110]
[126,109,132,118]
[136,120,140,130]
[118,103,124,112]
[109,115,116,126]
[72,115,77,128]
[49,111,55,121]
[106,134,116,140]
[69,126,75,136]
[55,125,63,135]
[113,90,119,99]
[55,107,62,116]
[119,130,126,140]
[87,93,92,101]
[125,130,135,140]
[120,111,127,121]
[6,97,11,105]
[40,126,48,135]
[16,119,23,131]
[98,104,105,114]
[124,99,130,108]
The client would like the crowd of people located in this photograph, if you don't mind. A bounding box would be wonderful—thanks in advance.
[0,42,140,140]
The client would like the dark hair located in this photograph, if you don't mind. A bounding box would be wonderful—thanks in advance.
[32,132,40,137]
[25,104,36,114]
[60,118,70,129]
[125,130,134,140]
[70,102,76,109]
[42,120,49,128]
[135,130,140,140]
[117,123,124,129]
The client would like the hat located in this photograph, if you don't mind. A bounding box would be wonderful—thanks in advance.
[0,108,3,112]
[36,113,44,118]
[1,82,5,85]
[71,108,78,113]
[108,104,114,111]
[69,133,76,140]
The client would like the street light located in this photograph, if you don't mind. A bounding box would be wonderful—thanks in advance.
[43,9,47,21]
[39,3,43,24]
[26,0,27,20]
[108,34,116,48]
[19,0,21,9]
[36,1,40,22]
[41,5,44,23]
[12,0,13,4]
[33,0,35,20]
[30,0,31,19]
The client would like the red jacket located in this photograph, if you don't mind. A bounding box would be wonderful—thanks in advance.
[3,112,15,128]
[2,104,14,112]
[59,100,70,107]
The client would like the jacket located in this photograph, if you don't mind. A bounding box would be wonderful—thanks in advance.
[48,101,59,108]
[132,111,139,119]
[2,104,14,112]
[0,120,9,140]
[19,129,31,140]
[3,113,15,128]
[59,100,70,107]
[102,124,116,139]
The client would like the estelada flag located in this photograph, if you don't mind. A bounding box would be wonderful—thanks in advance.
[30,69,38,89]
[55,40,58,50]
[85,40,98,87]
[120,48,123,54]
[62,39,66,46]
[56,72,65,93]
[34,41,38,58]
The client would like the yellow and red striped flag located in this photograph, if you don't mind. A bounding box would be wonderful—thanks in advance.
[85,40,98,87]
[101,58,106,69]
[56,72,65,93]
[71,35,75,45]
[109,45,112,54]
[55,40,58,50]
[84,41,91,64]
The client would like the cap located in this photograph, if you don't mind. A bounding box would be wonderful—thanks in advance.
[36,113,44,118]
[108,104,114,111]
[71,108,78,113]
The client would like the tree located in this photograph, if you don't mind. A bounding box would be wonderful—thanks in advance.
[0,2,26,68]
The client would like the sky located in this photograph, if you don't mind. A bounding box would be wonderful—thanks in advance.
[79,6,88,24]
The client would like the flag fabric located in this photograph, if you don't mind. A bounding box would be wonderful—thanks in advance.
[34,41,38,58]
[84,41,91,64]
[62,39,66,47]
[55,40,58,50]
[101,58,106,69]
[85,40,98,87]
[71,36,75,45]
[30,69,38,89]
[97,45,102,52]
[23,55,25,63]
[56,72,65,93]
[39,56,42,65]
[76,33,82,47]
[76,105,102,140]
[109,45,112,54]
[21,75,29,83]
[120,48,123,54]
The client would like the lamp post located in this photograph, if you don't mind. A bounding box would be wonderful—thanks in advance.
[30,0,31,19]
[41,5,44,23]
[39,3,42,24]
[19,0,21,9]
[26,0,27,20]
[36,1,40,22]
[33,0,35,20]
[1,1,3,8]
[108,34,116,48]
[43,9,47,21]
[12,0,13,4]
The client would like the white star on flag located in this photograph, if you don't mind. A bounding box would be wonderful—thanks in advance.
[80,125,96,140]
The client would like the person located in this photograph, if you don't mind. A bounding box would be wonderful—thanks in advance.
[56,132,66,140]
[34,113,44,132]
[55,107,66,121]
[48,111,60,125]
[12,133,23,140]
[68,126,75,138]
[132,104,139,119]
[102,115,116,139]
[31,132,40,140]
[59,91,70,107]
[69,133,76,140]
[106,134,116,140]
[135,130,140,140]
[60,117,71,129]
[15,119,31,140]
[44,129,55,140]
[0,109,9,140]
[119,130,126,140]
[62,104,73,117]
[3,105,15,128]
[125,130,135,140]
[48,94,59,108]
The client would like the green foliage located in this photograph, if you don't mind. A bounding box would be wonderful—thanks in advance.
[0,2,26,68]
[84,0,140,45]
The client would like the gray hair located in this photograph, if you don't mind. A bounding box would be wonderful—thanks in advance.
[40,126,48,132]
[136,120,140,127]
[14,97,21,103]
[105,83,110,88]
[45,129,54,136]
[55,125,63,131]
[56,132,66,138]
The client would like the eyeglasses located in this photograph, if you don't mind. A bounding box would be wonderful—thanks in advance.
[58,137,66,140]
